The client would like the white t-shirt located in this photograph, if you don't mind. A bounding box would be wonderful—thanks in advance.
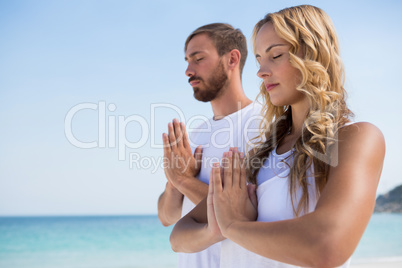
[177,101,263,268]
[220,147,351,268]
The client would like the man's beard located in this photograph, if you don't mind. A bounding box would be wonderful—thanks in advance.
[192,60,228,102]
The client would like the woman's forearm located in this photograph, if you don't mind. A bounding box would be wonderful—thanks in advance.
[170,214,222,253]
[222,200,371,268]
[223,215,325,267]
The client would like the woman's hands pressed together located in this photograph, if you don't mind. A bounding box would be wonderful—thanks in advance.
[208,147,258,238]
[170,147,258,253]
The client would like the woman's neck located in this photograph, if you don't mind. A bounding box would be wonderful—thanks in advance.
[290,99,310,136]
[276,100,310,154]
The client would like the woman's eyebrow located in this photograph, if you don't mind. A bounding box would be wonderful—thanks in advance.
[255,44,287,58]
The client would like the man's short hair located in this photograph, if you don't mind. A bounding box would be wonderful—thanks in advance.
[185,23,248,76]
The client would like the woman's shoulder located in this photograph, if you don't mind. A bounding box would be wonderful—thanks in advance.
[326,121,385,186]
[338,121,385,157]
[340,122,384,140]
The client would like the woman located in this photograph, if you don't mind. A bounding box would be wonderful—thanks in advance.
[170,5,385,268]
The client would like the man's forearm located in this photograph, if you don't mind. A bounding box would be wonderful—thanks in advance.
[170,216,220,253]
[175,176,209,206]
[158,183,183,226]
[158,176,209,226]
[170,198,223,253]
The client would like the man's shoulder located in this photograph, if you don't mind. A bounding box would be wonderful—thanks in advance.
[188,116,213,131]
[241,101,263,119]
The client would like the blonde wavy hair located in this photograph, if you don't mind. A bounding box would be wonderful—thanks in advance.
[247,5,353,216]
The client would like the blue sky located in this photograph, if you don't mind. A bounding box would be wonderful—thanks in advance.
[1,0,401,216]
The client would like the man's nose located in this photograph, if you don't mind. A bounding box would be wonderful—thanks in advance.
[185,64,195,77]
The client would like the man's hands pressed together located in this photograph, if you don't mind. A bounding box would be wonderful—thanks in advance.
[162,118,203,188]
[158,118,207,227]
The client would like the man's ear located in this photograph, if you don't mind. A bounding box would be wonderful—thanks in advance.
[227,49,241,71]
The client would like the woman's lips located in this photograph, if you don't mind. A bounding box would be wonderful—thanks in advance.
[265,83,278,92]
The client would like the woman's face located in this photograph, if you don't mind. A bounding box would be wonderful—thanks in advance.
[255,22,306,107]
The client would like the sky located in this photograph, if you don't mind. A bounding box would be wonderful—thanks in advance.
[0,0,401,216]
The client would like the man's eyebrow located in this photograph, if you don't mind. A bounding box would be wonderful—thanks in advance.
[255,44,286,58]
[185,51,202,61]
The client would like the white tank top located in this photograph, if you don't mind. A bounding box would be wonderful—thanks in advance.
[220,146,351,268]
[178,102,263,268]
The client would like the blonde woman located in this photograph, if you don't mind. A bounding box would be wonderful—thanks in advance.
[170,5,385,268]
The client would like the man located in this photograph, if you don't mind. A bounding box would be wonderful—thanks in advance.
[158,23,262,268]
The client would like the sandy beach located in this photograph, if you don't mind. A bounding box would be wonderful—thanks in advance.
[350,260,402,268]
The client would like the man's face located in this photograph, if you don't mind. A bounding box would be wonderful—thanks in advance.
[185,34,228,102]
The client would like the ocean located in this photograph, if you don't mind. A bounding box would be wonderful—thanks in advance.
[0,214,401,268]
[0,215,176,268]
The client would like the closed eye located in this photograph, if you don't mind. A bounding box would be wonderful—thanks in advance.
[273,54,282,59]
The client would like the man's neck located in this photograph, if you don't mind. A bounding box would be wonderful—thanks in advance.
[210,79,252,120]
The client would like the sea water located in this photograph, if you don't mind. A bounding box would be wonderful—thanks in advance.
[0,215,176,268]
[0,214,401,267]
[352,213,402,263]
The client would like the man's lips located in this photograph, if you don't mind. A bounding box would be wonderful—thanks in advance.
[189,77,202,87]
[265,83,279,91]
[189,80,200,86]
